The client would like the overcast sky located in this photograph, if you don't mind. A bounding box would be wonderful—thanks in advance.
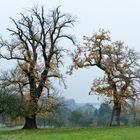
[0,0,140,103]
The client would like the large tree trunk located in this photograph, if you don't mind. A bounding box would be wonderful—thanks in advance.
[110,106,115,126]
[22,97,38,129]
[23,115,37,129]
[115,102,121,126]
[110,102,121,126]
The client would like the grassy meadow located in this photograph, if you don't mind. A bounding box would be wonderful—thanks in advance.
[0,126,140,140]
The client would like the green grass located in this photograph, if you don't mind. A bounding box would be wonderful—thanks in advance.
[0,126,140,140]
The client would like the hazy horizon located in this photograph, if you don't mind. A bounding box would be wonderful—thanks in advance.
[0,0,140,103]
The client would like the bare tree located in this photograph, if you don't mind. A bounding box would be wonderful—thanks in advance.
[70,30,140,126]
[0,6,75,129]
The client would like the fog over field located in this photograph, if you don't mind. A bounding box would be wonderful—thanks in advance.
[0,0,140,103]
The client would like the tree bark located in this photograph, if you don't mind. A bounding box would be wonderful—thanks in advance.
[110,106,115,126]
[115,102,121,126]
[110,102,121,126]
[23,115,37,129]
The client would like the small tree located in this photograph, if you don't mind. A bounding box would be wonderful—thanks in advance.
[0,85,24,127]
[0,6,75,129]
[70,30,140,126]
[0,88,21,116]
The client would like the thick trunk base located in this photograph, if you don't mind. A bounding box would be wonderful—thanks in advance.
[110,102,121,126]
[23,116,37,129]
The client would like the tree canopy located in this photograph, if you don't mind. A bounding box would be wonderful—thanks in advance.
[70,30,140,125]
[0,6,75,129]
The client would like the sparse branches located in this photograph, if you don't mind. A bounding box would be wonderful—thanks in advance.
[0,68,29,97]
[69,30,110,74]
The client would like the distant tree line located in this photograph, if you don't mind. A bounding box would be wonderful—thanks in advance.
[1,94,140,128]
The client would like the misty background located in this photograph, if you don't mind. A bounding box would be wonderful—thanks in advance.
[0,0,140,103]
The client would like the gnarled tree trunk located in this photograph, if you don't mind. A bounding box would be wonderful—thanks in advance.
[23,115,37,129]
[110,102,121,126]
[22,97,38,129]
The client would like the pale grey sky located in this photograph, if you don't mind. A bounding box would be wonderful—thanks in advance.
[0,0,140,103]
